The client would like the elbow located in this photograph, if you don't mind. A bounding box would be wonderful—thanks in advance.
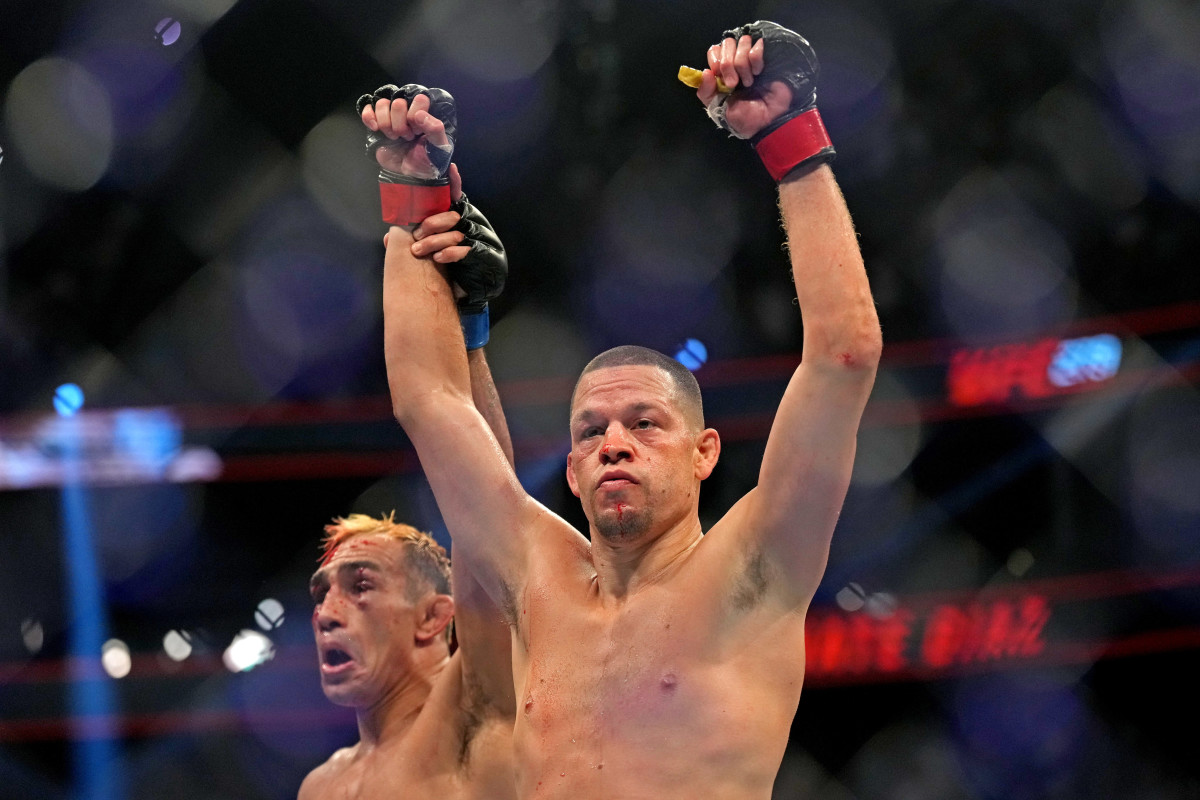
[389,385,467,432]
[818,320,882,374]
[388,380,420,428]
[850,322,884,371]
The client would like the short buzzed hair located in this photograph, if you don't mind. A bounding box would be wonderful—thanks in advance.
[572,345,704,430]
[320,512,451,601]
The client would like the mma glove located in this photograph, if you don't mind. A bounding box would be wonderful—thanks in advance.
[448,193,507,350]
[709,21,836,182]
[357,83,457,226]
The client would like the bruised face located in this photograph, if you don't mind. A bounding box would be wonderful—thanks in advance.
[566,365,714,543]
[309,534,425,708]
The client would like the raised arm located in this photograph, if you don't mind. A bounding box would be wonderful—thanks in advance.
[455,347,517,714]
[361,85,537,616]
[393,176,519,714]
[697,23,882,608]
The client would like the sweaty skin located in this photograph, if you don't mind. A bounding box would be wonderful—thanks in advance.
[298,173,517,799]
[298,528,516,800]
[382,33,881,800]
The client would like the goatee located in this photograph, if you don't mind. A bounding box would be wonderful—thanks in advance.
[594,502,651,542]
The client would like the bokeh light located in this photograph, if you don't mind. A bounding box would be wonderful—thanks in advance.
[836,582,867,612]
[229,194,381,398]
[101,638,132,679]
[934,169,1078,339]
[486,308,589,439]
[154,18,182,46]
[675,338,708,371]
[21,618,44,654]
[420,0,560,82]
[254,598,285,631]
[844,721,971,800]
[1102,0,1200,201]
[1026,84,1147,212]
[162,629,192,661]
[852,372,923,487]
[301,113,380,240]
[1006,547,1035,577]
[3,58,114,191]
[945,672,1093,799]
[1125,391,1200,566]
[223,629,275,673]
[53,383,85,417]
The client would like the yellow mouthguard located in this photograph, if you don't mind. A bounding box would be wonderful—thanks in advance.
[677,65,732,93]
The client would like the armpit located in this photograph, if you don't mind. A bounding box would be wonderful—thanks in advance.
[728,548,771,611]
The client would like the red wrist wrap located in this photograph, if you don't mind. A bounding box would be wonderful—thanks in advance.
[753,108,835,182]
[380,182,452,226]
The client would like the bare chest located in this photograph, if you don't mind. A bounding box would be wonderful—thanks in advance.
[314,722,513,800]
[518,581,737,737]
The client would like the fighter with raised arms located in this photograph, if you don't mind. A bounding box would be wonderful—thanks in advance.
[379,21,881,799]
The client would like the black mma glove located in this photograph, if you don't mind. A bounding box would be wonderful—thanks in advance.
[448,193,507,349]
[356,83,458,225]
[710,21,835,182]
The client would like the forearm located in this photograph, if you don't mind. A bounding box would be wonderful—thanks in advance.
[779,165,882,370]
[467,348,516,467]
[383,225,473,422]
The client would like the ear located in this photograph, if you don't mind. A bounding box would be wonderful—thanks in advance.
[565,452,580,497]
[414,594,454,645]
[694,428,721,480]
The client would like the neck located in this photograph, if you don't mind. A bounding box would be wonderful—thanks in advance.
[354,648,450,748]
[590,514,703,601]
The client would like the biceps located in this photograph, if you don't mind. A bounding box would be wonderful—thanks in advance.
[749,368,874,593]
[758,367,869,512]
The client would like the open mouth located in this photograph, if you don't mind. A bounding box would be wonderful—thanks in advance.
[324,648,352,667]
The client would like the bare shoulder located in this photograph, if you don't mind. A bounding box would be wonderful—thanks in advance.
[297,745,357,800]
[532,530,594,599]
[526,507,594,581]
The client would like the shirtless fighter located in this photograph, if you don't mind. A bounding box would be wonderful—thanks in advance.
[298,86,516,800]
[377,21,881,799]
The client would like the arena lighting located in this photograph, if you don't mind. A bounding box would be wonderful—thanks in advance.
[806,594,1052,683]
[675,338,709,371]
[59,407,126,798]
[946,333,1124,407]
[153,18,181,46]
[101,640,132,679]
[54,383,85,417]
[254,598,285,631]
[0,407,223,490]
[21,618,44,654]
[223,630,275,673]
[162,630,193,662]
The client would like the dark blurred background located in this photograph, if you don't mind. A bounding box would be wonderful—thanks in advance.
[2,0,1199,797]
